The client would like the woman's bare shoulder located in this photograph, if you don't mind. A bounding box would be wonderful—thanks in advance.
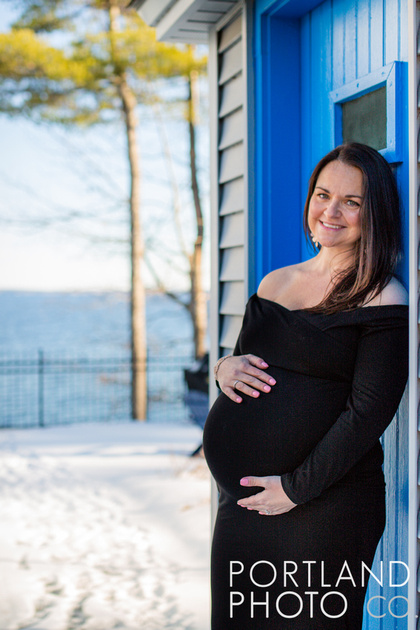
[367,277,408,306]
[257,264,305,299]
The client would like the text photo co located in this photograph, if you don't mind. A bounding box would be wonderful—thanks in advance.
[229,560,411,620]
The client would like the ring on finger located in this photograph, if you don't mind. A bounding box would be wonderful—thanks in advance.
[265,509,271,515]
[233,380,241,389]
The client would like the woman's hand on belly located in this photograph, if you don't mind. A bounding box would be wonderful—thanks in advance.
[237,476,298,516]
[217,354,276,403]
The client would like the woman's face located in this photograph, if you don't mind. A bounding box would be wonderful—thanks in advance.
[308,160,364,252]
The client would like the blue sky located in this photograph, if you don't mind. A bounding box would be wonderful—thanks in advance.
[0,4,210,292]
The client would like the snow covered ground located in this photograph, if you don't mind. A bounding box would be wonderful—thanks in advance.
[0,422,211,630]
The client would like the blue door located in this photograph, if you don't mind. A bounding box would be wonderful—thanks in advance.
[252,0,409,627]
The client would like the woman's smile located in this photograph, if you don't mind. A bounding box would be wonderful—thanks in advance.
[319,221,344,230]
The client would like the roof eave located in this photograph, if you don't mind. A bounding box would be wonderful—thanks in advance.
[129,0,240,43]
[127,0,179,29]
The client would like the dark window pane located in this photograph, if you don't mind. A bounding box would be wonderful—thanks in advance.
[341,87,387,150]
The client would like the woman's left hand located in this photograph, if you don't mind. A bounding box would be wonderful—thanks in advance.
[237,475,298,515]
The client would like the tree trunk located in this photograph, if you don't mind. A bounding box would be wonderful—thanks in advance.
[120,78,147,420]
[187,65,207,359]
[109,1,147,420]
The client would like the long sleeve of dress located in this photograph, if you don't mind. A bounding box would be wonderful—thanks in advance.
[280,313,409,505]
[214,321,243,391]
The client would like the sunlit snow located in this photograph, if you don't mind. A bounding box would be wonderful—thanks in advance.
[0,422,210,630]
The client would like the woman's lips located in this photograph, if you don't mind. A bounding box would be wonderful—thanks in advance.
[320,221,344,230]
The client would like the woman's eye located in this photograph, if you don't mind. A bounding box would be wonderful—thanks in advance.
[346,200,360,208]
[318,193,328,199]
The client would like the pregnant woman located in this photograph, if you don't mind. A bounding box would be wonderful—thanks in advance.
[203,143,409,629]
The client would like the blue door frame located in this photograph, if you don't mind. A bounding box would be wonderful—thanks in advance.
[252,0,409,627]
[252,0,326,291]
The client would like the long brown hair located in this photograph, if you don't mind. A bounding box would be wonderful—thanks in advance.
[303,142,402,313]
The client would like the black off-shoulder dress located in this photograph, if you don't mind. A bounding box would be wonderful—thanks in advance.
[203,293,408,629]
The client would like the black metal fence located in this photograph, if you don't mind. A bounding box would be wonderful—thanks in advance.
[0,351,195,428]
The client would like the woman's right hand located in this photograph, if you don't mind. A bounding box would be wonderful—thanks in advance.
[216,354,276,403]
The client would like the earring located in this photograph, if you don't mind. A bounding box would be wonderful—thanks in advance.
[311,233,319,248]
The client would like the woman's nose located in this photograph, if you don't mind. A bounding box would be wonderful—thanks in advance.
[324,198,341,217]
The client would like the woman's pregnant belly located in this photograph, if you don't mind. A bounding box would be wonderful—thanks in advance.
[203,367,350,501]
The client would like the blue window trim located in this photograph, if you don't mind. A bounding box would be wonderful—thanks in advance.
[330,60,409,288]
[330,61,406,163]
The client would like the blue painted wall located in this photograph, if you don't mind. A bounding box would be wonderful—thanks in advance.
[253,0,409,627]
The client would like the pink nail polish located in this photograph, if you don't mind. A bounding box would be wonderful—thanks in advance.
[263,385,270,392]
[261,362,268,367]
[240,478,249,486]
